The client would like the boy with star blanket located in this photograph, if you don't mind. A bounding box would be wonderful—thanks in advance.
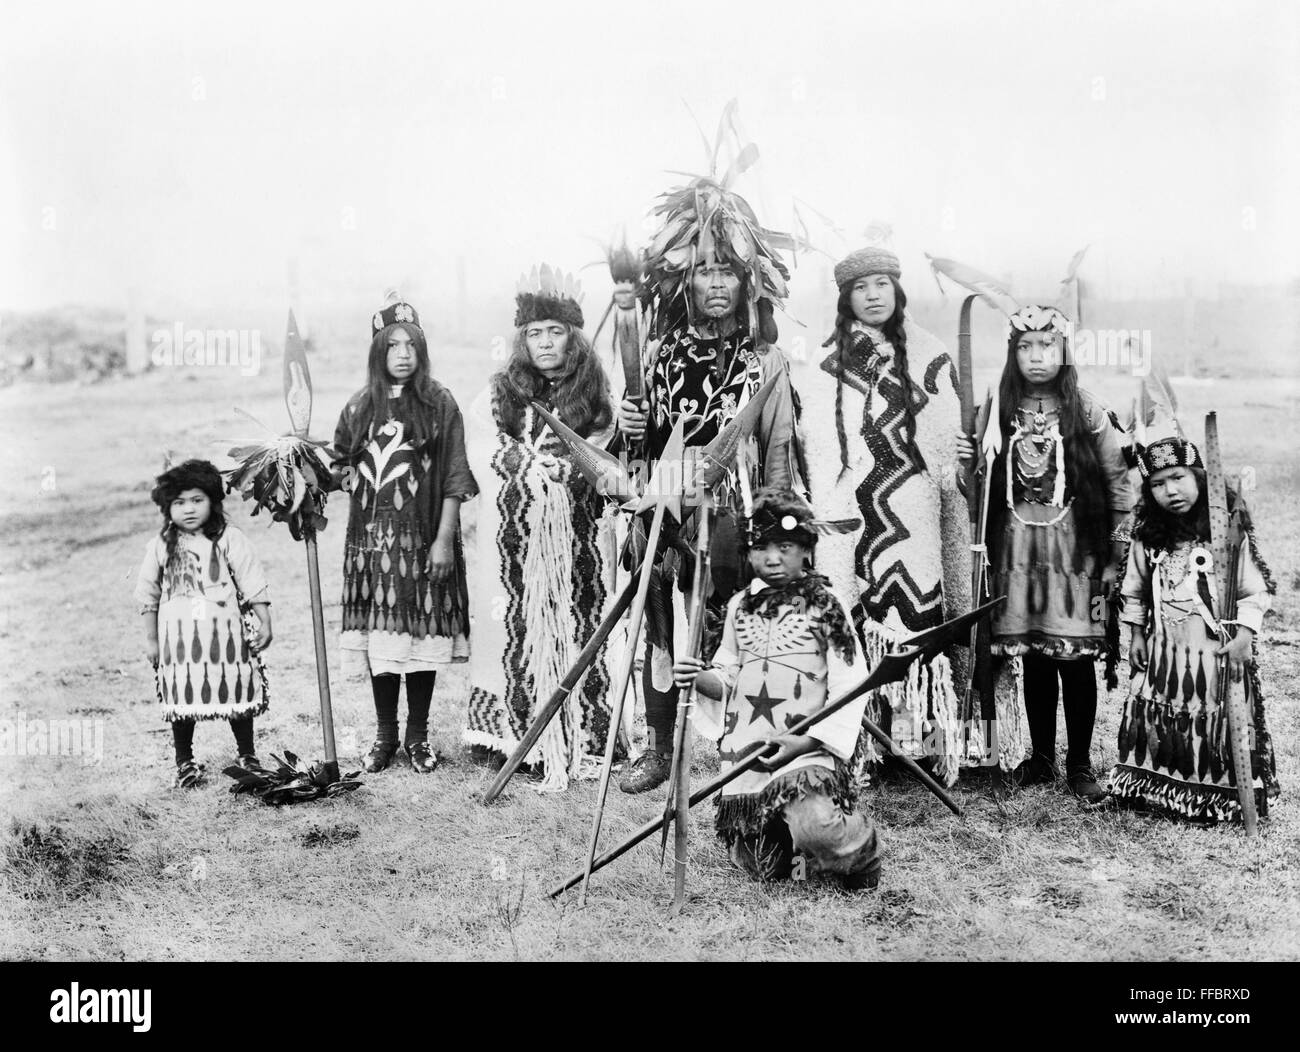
[674,489,881,889]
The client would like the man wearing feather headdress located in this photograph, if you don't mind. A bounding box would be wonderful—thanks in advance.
[615,173,801,793]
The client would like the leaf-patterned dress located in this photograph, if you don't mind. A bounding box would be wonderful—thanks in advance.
[1110,536,1279,821]
[134,526,269,722]
[334,382,478,676]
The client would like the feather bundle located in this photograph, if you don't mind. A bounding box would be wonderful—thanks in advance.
[224,751,362,805]
[224,431,335,541]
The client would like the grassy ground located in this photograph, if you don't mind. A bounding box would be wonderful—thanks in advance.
[1,335,1298,961]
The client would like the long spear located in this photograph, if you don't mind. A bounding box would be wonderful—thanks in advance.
[659,468,712,911]
[1204,413,1258,835]
[578,417,688,905]
[549,599,999,899]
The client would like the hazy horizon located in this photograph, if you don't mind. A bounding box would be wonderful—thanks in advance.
[3,0,1297,321]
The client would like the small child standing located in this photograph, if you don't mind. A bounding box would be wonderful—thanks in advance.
[135,459,273,787]
[673,489,881,890]
[1108,435,1279,821]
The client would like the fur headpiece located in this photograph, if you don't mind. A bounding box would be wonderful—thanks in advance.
[1136,435,1203,479]
[151,458,225,511]
[834,246,901,287]
[371,291,421,335]
[515,264,584,329]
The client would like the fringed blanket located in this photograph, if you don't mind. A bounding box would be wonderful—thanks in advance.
[1110,538,1279,822]
[798,318,1024,780]
[462,390,619,791]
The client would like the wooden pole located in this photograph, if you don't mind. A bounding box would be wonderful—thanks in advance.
[1204,414,1258,835]
[578,500,669,905]
[303,528,339,784]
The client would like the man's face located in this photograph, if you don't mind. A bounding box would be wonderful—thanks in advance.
[691,264,742,320]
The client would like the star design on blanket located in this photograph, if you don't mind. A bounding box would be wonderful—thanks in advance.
[745,682,784,726]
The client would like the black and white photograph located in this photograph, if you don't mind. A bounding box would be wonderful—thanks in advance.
[1,0,1296,991]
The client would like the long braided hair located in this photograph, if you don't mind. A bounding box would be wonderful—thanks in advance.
[821,276,927,481]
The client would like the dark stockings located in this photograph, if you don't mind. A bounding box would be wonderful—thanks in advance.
[1021,654,1097,767]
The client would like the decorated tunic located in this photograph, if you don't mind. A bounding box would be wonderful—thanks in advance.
[638,324,800,684]
[333,382,477,677]
[695,577,867,840]
[1110,537,1278,821]
[798,319,1021,781]
[987,390,1131,658]
[462,387,619,790]
[134,526,269,722]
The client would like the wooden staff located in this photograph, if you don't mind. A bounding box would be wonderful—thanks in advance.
[549,599,1000,899]
[1204,413,1258,835]
[577,417,689,905]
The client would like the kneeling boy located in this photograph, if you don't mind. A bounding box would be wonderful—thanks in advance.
[673,488,881,889]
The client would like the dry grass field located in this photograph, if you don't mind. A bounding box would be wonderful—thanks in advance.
[1,306,1298,961]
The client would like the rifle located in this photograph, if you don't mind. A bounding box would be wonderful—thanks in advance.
[1204,413,1258,835]
[548,599,1001,900]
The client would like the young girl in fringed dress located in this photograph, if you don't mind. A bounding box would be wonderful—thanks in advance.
[333,296,478,775]
[959,305,1131,802]
[1108,434,1279,821]
[800,246,1023,788]
[135,459,272,787]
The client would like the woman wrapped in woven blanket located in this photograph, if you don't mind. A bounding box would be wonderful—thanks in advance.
[800,245,1025,788]
[1106,436,1278,821]
[462,266,622,792]
[956,305,1132,803]
[672,488,881,890]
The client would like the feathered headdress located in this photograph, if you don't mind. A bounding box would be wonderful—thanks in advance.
[641,102,797,340]
[515,264,584,329]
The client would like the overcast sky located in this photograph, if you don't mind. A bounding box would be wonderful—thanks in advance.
[2,0,1296,318]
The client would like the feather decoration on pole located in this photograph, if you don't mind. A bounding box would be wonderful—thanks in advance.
[221,310,361,801]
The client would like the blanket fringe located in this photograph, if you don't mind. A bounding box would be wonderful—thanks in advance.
[1109,764,1271,824]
